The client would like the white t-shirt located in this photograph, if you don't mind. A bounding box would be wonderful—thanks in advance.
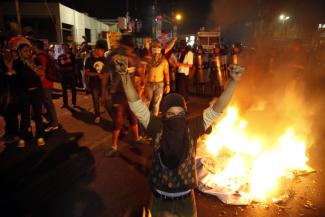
[178,51,193,76]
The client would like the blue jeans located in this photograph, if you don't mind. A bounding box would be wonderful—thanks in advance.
[145,82,164,116]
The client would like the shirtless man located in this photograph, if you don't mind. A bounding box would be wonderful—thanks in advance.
[145,42,170,116]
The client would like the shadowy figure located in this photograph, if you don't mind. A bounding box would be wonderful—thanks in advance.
[0,129,103,217]
[66,105,113,132]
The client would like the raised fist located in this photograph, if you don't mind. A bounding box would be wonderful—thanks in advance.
[228,64,245,81]
[113,54,128,75]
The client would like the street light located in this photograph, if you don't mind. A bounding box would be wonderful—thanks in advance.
[278,13,290,38]
[279,14,290,22]
[279,14,285,20]
[175,13,182,21]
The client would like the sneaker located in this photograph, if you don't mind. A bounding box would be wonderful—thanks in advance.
[44,126,59,133]
[17,139,26,148]
[94,116,101,124]
[104,147,118,157]
[37,137,46,146]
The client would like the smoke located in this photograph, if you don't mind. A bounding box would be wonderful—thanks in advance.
[209,0,256,29]
[228,40,325,150]
[206,0,325,146]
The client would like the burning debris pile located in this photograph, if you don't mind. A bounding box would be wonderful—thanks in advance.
[196,102,315,205]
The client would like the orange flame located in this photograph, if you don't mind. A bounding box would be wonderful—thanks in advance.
[201,106,311,202]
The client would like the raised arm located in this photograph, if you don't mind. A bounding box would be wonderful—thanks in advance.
[115,55,151,128]
[203,64,244,129]
[164,37,177,54]
[212,64,244,112]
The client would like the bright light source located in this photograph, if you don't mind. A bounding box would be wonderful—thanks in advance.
[176,13,182,21]
[279,14,290,23]
[188,35,195,46]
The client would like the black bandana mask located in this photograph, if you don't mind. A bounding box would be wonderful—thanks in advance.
[160,115,189,169]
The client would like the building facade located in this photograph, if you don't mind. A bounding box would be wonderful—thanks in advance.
[1,2,110,44]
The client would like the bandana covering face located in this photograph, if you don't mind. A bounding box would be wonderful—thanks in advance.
[160,115,189,169]
[152,48,161,54]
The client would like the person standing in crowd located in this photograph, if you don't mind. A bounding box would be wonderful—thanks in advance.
[0,48,20,143]
[176,40,193,101]
[85,39,109,123]
[76,36,92,90]
[58,44,77,108]
[101,35,144,157]
[116,56,244,217]
[13,43,46,147]
[32,40,59,132]
[145,42,170,116]
[66,34,77,55]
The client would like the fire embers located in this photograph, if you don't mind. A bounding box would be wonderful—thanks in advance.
[196,106,314,205]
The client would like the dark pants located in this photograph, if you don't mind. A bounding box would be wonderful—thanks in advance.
[151,191,197,217]
[20,88,44,140]
[176,73,189,100]
[90,87,101,117]
[4,105,19,136]
[43,88,59,127]
[61,74,76,106]
[75,59,84,88]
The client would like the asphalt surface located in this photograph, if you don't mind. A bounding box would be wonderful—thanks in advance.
[1,71,325,217]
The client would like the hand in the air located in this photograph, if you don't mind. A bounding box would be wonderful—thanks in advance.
[228,64,245,81]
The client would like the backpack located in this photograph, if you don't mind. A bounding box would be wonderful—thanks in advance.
[41,54,60,82]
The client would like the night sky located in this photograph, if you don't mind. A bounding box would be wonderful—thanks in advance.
[19,0,325,34]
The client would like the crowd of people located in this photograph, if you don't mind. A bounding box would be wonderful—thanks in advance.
[0,32,245,217]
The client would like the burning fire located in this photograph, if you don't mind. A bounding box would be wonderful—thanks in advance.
[199,105,313,203]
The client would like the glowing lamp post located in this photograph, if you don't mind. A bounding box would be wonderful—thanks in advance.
[279,14,290,38]
[279,14,290,24]
[176,13,182,21]
[173,13,183,36]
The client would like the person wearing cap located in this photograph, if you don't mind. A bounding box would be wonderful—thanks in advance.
[145,42,170,116]
[85,39,109,123]
[114,54,244,216]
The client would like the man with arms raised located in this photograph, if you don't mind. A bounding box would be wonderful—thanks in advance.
[115,53,244,217]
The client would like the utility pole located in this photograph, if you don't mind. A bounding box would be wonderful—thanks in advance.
[15,0,22,34]
[126,0,129,17]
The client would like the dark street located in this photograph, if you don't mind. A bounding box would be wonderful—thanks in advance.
[1,70,325,217]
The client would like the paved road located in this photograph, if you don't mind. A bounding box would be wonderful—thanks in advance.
[1,71,325,217]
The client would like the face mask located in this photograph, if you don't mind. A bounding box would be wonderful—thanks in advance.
[160,115,188,169]
[152,48,161,54]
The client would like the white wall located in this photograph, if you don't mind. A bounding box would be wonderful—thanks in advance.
[59,4,109,44]
[1,2,110,44]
